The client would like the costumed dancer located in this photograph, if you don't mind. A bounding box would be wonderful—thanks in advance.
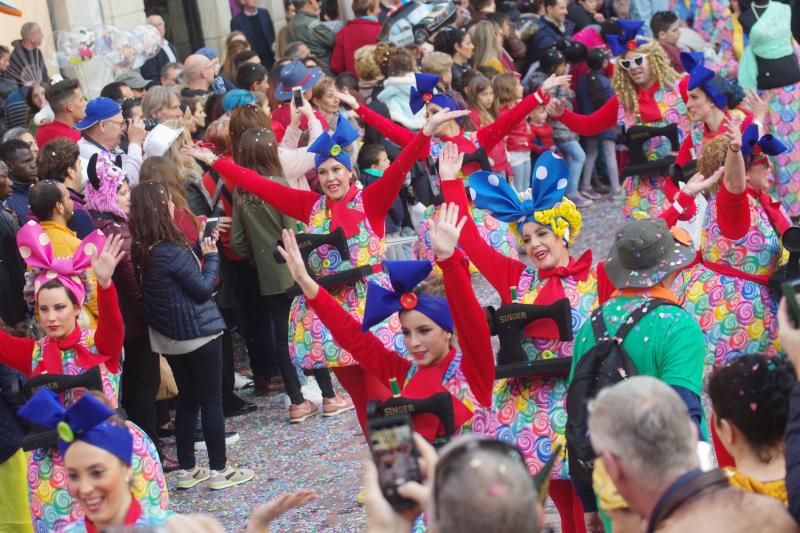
[18,390,174,531]
[183,111,453,435]
[332,73,570,267]
[692,0,739,77]
[0,223,167,531]
[546,20,691,221]
[672,123,790,367]
[277,203,494,443]
[737,0,800,218]
[440,142,593,533]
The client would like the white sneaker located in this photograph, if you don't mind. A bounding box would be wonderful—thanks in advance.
[233,373,254,390]
[195,431,240,451]
[208,465,255,490]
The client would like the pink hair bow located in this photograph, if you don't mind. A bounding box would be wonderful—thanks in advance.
[16,221,106,304]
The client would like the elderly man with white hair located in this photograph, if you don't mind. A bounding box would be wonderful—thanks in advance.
[588,377,798,533]
[140,14,178,84]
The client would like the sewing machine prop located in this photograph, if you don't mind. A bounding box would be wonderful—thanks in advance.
[769,225,800,292]
[273,227,383,299]
[621,123,681,178]
[366,388,456,446]
[18,367,104,451]
[486,299,574,379]
[670,159,699,186]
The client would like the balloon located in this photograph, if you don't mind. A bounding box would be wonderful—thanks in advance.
[92,24,161,70]
[54,28,95,67]
[129,24,161,69]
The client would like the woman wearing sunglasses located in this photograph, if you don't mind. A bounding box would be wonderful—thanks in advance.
[276,201,494,444]
[547,20,691,222]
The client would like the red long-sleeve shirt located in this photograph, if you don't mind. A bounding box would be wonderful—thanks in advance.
[716,181,791,241]
[305,250,494,441]
[355,89,550,167]
[0,284,124,376]
[211,130,431,237]
[675,113,753,167]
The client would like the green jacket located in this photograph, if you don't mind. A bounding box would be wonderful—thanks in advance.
[287,11,335,71]
[230,179,300,295]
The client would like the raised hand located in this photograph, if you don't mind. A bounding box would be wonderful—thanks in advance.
[423,108,470,136]
[181,142,217,166]
[333,89,359,110]
[245,489,319,533]
[742,90,768,123]
[92,233,125,289]
[426,202,467,260]
[546,98,565,118]
[438,142,464,182]
[724,118,743,151]
[541,74,572,94]
[682,166,724,197]
[276,228,319,298]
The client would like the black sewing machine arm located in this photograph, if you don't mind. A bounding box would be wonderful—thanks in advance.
[366,392,456,445]
[285,263,385,298]
[621,123,681,178]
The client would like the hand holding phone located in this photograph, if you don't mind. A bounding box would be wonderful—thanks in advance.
[292,86,304,109]
[368,414,423,510]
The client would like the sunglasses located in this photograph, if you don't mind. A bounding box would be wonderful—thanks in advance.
[618,54,647,71]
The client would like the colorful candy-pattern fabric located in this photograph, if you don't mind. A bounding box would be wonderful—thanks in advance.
[672,193,783,368]
[414,203,519,271]
[617,82,690,220]
[289,188,405,369]
[693,0,738,78]
[27,335,168,532]
[761,82,800,217]
[63,506,174,532]
[471,268,598,479]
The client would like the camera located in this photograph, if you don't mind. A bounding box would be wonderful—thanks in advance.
[143,118,159,131]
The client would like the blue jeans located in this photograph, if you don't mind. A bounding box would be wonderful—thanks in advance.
[556,139,586,196]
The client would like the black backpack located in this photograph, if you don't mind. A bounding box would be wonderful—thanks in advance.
[565,298,677,486]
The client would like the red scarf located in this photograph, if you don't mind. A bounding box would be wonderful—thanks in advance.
[637,82,662,123]
[37,325,111,377]
[328,184,366,238]
[528,250,593,339]
[84,495,141,533]
[752,188,791,236]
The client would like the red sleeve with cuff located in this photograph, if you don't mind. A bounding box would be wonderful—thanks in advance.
[355,104,417,148]
[658,190,697,227]
[363,131,431,236]
[477,89,549,152]
[94,283,124,374]
[557,95,619,137]
[306,287,412,385]
[212,157,319,223]
[442,180,526,303]
[437,250,494,409]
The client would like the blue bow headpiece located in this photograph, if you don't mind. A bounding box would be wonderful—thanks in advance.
[467,152,580,243]
[308,113,361,170]
[607,20,648,57]
[409,73,457,114]
[680,52,727,109]
[362,260,453,333]
[741,123,787,160]
[18,389,133,464]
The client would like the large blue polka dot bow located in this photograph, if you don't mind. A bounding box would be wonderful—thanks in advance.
[308,113,361,170]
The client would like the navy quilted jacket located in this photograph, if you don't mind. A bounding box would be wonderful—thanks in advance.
[140,241,226,341]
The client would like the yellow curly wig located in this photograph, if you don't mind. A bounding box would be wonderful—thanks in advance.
[512,198,583,246]
[611,39,680,118]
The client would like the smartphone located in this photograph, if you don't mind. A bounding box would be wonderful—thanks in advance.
[782,279,800,327]
[203,217,219,240]
[292,86,304,109]
[368,414,422,510]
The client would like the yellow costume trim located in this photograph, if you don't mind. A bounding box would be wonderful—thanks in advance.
[527,199,583,246]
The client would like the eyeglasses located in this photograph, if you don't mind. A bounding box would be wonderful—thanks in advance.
[103,119,127,128]
[618,54,647,71]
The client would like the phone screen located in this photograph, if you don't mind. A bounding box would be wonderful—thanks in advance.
[293,87,303,109]
[369,416,421,509]
[203,218,219,240]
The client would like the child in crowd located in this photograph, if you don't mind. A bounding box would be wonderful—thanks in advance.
[493,72,535,192]
[576,47,621,198]
[530,106,555,164]
[651,11,685,73]
[357,143,412,260]
[467,75,511,178]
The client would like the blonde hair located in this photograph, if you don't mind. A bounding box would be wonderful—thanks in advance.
[354,45,381,81]
[142,86,178,119]
[421,51,453,79]
[311,77,336,106]
[469,21,501,69]
[611,39,679,117]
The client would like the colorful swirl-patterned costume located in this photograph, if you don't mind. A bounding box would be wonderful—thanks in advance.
[289,188,405,369]
[672,193,784,368]
[472,270,598,479]
[27,334,168,532]
[693,0,739,78]
[63,504,173,532]
[617,83,690,221]
[762,83,800,217]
